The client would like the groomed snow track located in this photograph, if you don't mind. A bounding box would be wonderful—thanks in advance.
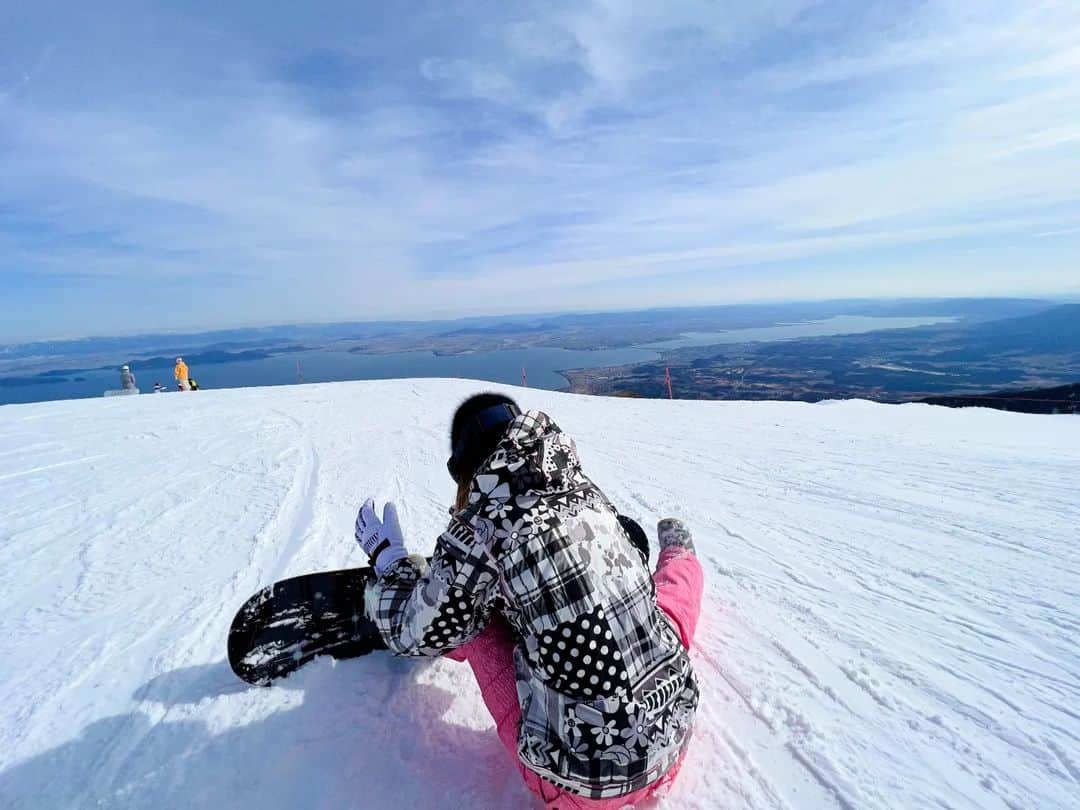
[1,380,1077,809]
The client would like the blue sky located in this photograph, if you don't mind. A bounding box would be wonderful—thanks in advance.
[1,1,1079,340]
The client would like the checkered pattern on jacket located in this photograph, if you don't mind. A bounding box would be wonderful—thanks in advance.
[371,410,698,799]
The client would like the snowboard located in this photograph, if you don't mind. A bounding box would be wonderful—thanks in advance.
[228,567,388,685]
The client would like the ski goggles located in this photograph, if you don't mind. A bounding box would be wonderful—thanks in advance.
[446,402,520,484]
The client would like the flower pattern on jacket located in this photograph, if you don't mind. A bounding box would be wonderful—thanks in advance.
[620,710,653,749]
[370,410,698,800]
[591,719,617,747]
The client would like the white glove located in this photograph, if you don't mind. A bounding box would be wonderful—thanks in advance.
[355,499,408,576]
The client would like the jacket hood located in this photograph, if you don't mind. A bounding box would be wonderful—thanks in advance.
[472,410,583,499]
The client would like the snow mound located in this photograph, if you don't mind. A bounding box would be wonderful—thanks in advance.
[1,380,1077,809]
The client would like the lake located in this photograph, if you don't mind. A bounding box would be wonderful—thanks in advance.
[0,346,660,406]
[0,315,958,405]
[639,315,957,350]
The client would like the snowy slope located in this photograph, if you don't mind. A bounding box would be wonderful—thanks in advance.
[0,380,1077,810]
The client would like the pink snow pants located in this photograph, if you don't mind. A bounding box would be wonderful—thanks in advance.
[446,547,704,809]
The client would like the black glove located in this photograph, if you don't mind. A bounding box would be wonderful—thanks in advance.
[617,514,650,565]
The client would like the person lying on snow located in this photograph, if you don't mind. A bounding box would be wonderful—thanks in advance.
[355,394,703,808]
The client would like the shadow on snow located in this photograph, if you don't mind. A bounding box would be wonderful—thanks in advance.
[2,655,532,809]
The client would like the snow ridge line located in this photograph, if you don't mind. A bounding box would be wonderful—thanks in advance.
[698,641,850,808]
[1044,738,1080,784]
[0,454,107,482]
[784,743,859,810]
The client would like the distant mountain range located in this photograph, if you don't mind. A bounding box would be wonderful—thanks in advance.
[564,303,1080,404]
[931,303,1080,359]
[3,298,1076,408]
[0,297,1057,367]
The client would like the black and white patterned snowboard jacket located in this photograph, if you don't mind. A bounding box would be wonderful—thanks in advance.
[371,410,699,799]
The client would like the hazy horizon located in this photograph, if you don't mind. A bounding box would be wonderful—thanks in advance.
[3,294,1074,347]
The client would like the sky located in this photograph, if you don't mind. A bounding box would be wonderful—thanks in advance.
[1,1,1079,341]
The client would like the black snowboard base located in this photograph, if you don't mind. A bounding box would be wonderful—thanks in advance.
[228,567,387,685]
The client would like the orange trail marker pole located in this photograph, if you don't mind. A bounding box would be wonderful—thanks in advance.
[665,367,673,400]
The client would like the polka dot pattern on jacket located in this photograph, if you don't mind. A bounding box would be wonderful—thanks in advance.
[536,605,629,699]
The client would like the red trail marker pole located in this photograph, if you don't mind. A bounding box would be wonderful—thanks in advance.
[522,366,528,387]
[665,367,673,400]
[296,360,304,385]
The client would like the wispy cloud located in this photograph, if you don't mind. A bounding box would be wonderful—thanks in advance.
[1,1,1078,339]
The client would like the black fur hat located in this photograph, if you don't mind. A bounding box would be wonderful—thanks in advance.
[448,393,521,483]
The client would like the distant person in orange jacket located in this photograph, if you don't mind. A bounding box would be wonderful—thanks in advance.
[174,357,190,391]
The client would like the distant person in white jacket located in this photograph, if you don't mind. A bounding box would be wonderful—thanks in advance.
[120,365,137,391]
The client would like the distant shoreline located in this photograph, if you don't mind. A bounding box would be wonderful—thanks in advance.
[4,300,1072,407]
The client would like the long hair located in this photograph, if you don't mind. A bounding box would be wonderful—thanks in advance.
[454,476,472,512]
[449,392,519,512]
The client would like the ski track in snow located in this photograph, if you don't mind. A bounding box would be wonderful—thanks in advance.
[0,380,1077,809]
